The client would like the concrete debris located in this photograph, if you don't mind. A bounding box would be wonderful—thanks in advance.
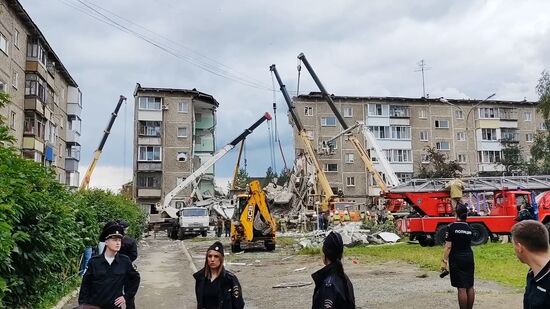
[272,282,313,289]
[282,256,294,261]
[293,267,307,272]
[295,223,401,248]
[227,262,247,266]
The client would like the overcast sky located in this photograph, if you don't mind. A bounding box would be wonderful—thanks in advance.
[19,0,550,191]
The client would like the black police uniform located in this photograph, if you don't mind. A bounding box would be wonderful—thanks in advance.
[193,267,244,309]
[78,252,140,309]
[524,260,550,309]
[445,221,474,288]
[311,263,355,309]
[120,236,138,262]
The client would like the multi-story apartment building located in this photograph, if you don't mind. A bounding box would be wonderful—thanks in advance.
[0,0,82,187]
[133,84,218,214]
[293,93,539,202]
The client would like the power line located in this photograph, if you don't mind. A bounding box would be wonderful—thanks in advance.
[57,0,273,91]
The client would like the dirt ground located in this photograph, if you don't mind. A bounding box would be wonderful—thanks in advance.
[63,233,523,309]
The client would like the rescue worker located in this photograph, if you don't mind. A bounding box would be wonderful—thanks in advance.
[79,223,141,309]
[225,219,231,237]
[193,241,244,309]
[343,209,351,223]
[386,211,395,222]
[441,204,475,309]
[279,215,287,233]
[511,220,550,308]
[332,211,341,226]
[216,218,223,238]
[312,231,355,309]
[446,177,465,213]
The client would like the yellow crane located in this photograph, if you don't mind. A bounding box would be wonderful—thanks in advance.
[80,95,126,190]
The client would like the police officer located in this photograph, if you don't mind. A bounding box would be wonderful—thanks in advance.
[512,220,550,308]
[312,231,355,309]
[79,223,140,309]
[442,204,475,309]
[117,220,138,262]
[193,241,244,309]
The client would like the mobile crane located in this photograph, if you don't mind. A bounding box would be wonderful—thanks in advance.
[270,64,336,212]
[297,53,393,195]
[80,95,126,190]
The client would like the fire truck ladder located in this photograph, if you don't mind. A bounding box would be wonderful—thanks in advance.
[388,175,550,193]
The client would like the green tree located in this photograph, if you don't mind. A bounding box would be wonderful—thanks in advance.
[417,146,463,178]
[233,168,250,189]
[0,92,15,146]
[529,70,550,174]
[265,166,278,185]
[499,140,525,175]
[277,167,291,186]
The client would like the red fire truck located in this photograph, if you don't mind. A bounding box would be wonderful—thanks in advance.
[385,176,550,246]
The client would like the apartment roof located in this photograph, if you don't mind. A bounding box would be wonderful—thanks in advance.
[134,83,219,107]
[296,92,537,106]
[8,0,78,87]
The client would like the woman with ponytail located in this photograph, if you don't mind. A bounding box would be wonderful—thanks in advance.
[312,231,356,309]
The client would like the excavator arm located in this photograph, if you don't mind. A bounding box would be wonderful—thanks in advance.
[239,180,276,242]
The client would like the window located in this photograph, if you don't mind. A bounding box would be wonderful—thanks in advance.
[455,110,464,119]
[305,130,314,140]
[138,146,161,161]
[324,163,338,172]
[368,104,385,116]
[479,107,499,119]
[396,173,412,183]
[322,140,337,150]
[345,153,354,163]
[13,29,19,49]
[481,128,497,141]
[0,81,5,92]
[418,109,427,119]
[478,151,501,163]
[369,126,390,139]
[177,127,188,137]
[526,133,534,142]
[538,123,547,130]
[137,174,160,188]
[0,32,7,54]
[12,71,18,89]
[138,121,161,136]
[457,154,466,163]
[27,39,47,65]
[524,111,532,121]
[138,96,161,110]
[321,117,336,127]
[419,131,429,141]
[304,106,313,116]
[388,149,412,162]
[346,177,355,187]
[436,141,450,150]
[456,131,465,141]
[391,126,411,140]
[10,111,15,129]
[421,154,430,163]
[178,101,189,113]
[389,105,410,117]
[195,113,202,122]
[434,120,449,128]
[176,151,188,162]
[343,107,353,118]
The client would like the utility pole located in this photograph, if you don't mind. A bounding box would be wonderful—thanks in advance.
[415,59,430,98]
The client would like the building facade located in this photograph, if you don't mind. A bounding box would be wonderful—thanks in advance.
[133,84,218,214]
[0,0,82,187]
[293,93,540,201]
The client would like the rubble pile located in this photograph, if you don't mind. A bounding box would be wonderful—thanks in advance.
[287,222,401,249]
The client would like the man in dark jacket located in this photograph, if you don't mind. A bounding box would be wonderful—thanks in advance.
[117,220,138,262]
[193,241,244,309]
[312,231,355,309]
[79,223,140,309]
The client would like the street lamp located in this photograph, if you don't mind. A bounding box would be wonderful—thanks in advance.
[439,93,496,175]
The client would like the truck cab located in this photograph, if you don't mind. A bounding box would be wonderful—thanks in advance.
[177,207,210,239]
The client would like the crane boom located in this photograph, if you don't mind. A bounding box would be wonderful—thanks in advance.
[161,112,272,211]
[80,95,126,190]
[270,64,335,210]
[297,53,389,192]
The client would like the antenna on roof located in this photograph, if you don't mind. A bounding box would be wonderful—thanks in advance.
[414,59,431,98]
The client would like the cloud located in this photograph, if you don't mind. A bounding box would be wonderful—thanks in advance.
[81,165,132,192]
[19,0,550,192]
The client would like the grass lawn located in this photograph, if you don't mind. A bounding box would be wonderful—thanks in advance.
[345,243,529,288]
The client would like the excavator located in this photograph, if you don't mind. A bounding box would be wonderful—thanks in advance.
[230,180,277,252]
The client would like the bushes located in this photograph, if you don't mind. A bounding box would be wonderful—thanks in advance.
[0,94,145,308]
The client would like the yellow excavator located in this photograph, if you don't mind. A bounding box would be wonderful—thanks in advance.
[230,180,277,252]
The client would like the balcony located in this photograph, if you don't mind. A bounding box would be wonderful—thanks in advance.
[23,136,44,151]
[389,105,410,118]
[137,162,162,171]
[66,171,80,188]
[194,134,214,152]
[67,86,81,105]
[65,158,79,172]
[66,128,80,144]
[67,103,82,117]
[26,60,55,87]
[138,188,162,198]
[500,133,519,143]
[24,97,46,116]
